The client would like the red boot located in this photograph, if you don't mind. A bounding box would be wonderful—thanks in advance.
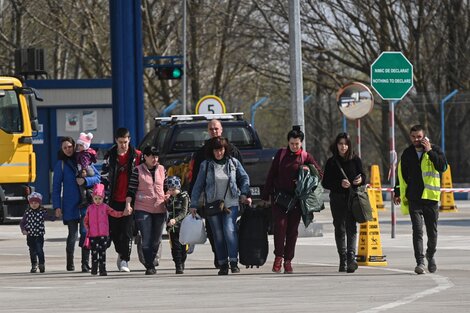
[284,260,293,274]
[272,256,283,273]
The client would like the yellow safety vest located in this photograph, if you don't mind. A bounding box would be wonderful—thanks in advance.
[398,152,441,215]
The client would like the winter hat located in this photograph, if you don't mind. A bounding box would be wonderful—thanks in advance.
[76,132,93,150]
[28,192,43,204]
[164,176,181,190]
[92,183,105,198]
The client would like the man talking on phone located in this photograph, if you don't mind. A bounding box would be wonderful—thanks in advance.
[394,125,447,274]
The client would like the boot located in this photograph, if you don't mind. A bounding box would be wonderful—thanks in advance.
[175,263,184,274]
[218,263,229,275]
[284,260,293,274]
[99,263,107,276]
[91,263,98,276]
[272,256,282,273]
[339,253,347,272]
[81,249,91,273]
[230,261,240,273]
[347,252,358,273]
[30,263,38,273]
[66,253,75,271]
[38,264,45,273]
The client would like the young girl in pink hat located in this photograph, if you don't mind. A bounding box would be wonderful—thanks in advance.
[76,132,97,207]
[84,184,129,276]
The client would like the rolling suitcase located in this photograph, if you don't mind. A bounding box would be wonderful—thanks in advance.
[238,206,269,268]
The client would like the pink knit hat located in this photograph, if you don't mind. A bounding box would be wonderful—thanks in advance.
[93,184,105,198]
[28,192,43,204]
[76,132,93,150]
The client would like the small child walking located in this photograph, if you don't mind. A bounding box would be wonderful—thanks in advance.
[76,132,97,207]
[84,184,128,276]
[20,192,55,273]
[165,176,190,274]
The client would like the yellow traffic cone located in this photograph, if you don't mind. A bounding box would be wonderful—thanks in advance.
[356,188,387,266]
[439,164,457,212]
[370,165,385,210]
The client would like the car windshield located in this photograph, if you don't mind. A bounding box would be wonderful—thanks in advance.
[171,125,255,152]
[0,90,23,133]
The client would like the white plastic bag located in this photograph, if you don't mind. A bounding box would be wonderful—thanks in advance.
[179,214,207,245]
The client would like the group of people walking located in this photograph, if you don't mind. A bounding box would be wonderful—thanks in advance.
[20,120,446,277]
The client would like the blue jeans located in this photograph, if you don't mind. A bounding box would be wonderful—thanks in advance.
[134,210,166,269]
[207,205,239,265]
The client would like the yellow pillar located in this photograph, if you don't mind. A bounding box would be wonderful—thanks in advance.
[356,188,387,266]
[439,164,457,212]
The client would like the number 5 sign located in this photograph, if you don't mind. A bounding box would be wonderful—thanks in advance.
[195,95,226,114]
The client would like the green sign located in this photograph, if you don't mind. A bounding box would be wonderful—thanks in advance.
[370,52,413,100]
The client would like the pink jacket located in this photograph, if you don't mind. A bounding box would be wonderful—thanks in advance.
[84,203,123,237]
[134,164,166,214]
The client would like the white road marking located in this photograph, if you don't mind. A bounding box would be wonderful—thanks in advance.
[357,269,454,313]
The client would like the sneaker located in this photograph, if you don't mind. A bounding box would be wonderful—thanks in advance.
[145,268,157,275]
[230,261,240,274]
[272,256,282,273]
[284,260,293,274]
[30,264,38,273]
[38,264,45,273]
[414,263,426,274]
[426,254,437,273]
[116,255,122,271]
[120,260,130,272]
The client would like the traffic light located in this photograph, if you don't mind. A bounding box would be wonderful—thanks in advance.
[156,65,183,80]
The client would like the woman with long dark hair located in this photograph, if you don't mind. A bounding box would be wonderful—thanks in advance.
[322,132,366,273]
[52,136,101,272]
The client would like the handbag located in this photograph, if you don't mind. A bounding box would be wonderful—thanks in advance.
[348,186,373,223]
[204,199,226,216]
[179,214,207,245]
[335,159,373,224]
[274,191,296,213]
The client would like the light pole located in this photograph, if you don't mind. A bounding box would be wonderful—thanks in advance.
[440,89,458,153]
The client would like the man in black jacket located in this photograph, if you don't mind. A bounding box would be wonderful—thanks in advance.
[101,127,141,272]
[189,119,244,268]
[394,125,447,274]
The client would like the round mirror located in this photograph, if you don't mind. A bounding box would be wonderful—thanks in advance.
[336,82,374,120]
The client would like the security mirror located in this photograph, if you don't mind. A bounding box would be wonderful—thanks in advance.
[337,82,374,120]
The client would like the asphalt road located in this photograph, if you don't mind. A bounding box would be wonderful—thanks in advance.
[1,201,469,313]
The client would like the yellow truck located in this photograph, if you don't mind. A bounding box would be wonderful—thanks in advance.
[0,76,42,223]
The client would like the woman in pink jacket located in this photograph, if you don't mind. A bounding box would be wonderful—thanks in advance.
[126,146,167,275]
[84,184,127,276]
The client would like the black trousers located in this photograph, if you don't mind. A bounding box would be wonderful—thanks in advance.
[90,236,109,269]
[108,200,133,261]
[329,192,357,256]
[168,228,187,266]
[409,199,439,264]
[27,235,45,265]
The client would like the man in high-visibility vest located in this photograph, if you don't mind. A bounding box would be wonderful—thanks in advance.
[394,125,447,275]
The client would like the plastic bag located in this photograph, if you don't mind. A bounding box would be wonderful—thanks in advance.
[179,214,207,245]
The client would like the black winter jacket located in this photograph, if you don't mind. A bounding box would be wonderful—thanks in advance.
[101,145,141,203]
[394,144,447,201]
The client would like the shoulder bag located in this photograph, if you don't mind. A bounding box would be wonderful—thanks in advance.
[335,159,373,224]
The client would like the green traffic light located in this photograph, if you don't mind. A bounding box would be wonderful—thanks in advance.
[172,67,182,79]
